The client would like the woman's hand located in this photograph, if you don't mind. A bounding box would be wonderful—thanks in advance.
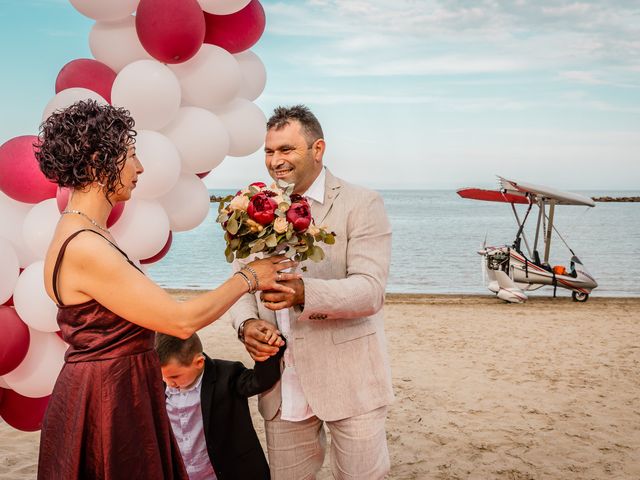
[246,255,299,293]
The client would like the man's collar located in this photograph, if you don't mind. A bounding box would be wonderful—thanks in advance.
[303,167,326,205]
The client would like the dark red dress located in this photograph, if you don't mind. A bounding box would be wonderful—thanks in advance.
[38,230,188,479]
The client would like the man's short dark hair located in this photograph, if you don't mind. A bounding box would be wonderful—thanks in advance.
[267,105,324,144]
[155,332,203,366]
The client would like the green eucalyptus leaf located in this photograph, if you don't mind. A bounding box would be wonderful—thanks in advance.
[250,239,266,253]
[309,246,324,262]
[227,217,239,235]
[265,234,278,248]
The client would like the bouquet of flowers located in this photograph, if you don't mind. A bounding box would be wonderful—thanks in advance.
[215,181,335,269]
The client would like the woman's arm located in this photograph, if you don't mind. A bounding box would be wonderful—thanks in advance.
[57,232,297,339]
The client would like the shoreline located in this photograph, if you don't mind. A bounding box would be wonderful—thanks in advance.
[166,289,640,304]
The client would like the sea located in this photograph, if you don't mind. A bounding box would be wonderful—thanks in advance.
[147,190,640,297]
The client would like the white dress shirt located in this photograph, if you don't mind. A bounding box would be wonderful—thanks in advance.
[276,168,326,421]
[165,372,217,480]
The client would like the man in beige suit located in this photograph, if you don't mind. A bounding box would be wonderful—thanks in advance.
[229,105,393,479]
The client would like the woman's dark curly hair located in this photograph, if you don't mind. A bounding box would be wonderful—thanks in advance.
[35,100,136,200]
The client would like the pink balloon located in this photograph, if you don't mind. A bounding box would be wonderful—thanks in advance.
[204,0,265,54]
[0,136,57,204]
[0,306,30,376]
[196,171,211,179]
[140,231,172,264]
[55,59,117,103]
[0,389,50,432]
[56,187,125,227]
[135,0,206,64]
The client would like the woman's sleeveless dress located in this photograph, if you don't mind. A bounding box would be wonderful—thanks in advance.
[37,229,188,479]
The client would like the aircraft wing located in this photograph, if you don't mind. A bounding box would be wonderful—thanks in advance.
[498,176,595,207]
[457,188,530,204]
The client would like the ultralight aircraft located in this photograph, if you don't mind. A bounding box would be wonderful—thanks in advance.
[457,176,598,303]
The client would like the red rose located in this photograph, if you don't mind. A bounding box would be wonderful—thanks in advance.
[250,182,266,188]
[286,200,312,232]
[247,192,278,225]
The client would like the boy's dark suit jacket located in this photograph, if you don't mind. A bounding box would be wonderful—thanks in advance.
[199,346,284,480]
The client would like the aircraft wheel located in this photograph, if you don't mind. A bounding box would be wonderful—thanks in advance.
[572,291,589,302]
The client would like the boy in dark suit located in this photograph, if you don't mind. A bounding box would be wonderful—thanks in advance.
[155,331,284,480]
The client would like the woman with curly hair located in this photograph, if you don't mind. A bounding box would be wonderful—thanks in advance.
[36,100,292,479]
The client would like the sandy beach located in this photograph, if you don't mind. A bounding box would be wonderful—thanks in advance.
[1,293,639,479]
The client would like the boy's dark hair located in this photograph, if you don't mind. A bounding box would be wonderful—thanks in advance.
[267,104,324,145]
[155,333,203,366]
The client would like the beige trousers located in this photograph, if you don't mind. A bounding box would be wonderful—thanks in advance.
[265,406,390,480]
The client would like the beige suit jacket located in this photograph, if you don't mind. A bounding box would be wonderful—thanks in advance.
[229,169,394,421]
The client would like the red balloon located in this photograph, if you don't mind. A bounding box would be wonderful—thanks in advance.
[0,389,50,432]
[196,171,211,179]
[55,59,117,103]
[56,187,125,227]
[140,231,173,265]
[135,0,206,64]
[0,136,57,204]
[204,0,265,54]
[0,306,30,376]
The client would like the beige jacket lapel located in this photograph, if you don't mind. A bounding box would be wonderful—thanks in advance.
[311,169,342,226]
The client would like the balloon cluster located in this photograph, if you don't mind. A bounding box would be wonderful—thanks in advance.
[0,0,267,431]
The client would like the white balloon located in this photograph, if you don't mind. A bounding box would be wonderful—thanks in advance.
[22,199,60,261]
[170,45,241,109]
[235,50,267,101]
[0,238,19,304]
[70,0,139,21]
[112,60,181,131]
[3,329,66,398]
[89,16,153,73]
[42,88,107,122]
[110,199,170,260]
[215,98,266,157]
[197,0,250,14]
[0,192,38,268]
[13,261,59,333]
[161,107,229,174]
[0,376,9,389]
[160,174,210,232]
[132,131,181,200]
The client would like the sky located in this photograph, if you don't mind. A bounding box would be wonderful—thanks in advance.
[1,0,639,190]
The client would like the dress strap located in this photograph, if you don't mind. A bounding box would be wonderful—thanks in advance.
[52,228,142,306]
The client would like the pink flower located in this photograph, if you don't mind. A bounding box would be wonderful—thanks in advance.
[286,200,312,232]
[247,192,278,225]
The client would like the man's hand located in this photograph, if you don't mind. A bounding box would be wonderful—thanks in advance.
[242,319,284,361]
[260,278,305,311]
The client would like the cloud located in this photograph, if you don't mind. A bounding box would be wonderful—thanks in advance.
[265,0,640,74]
